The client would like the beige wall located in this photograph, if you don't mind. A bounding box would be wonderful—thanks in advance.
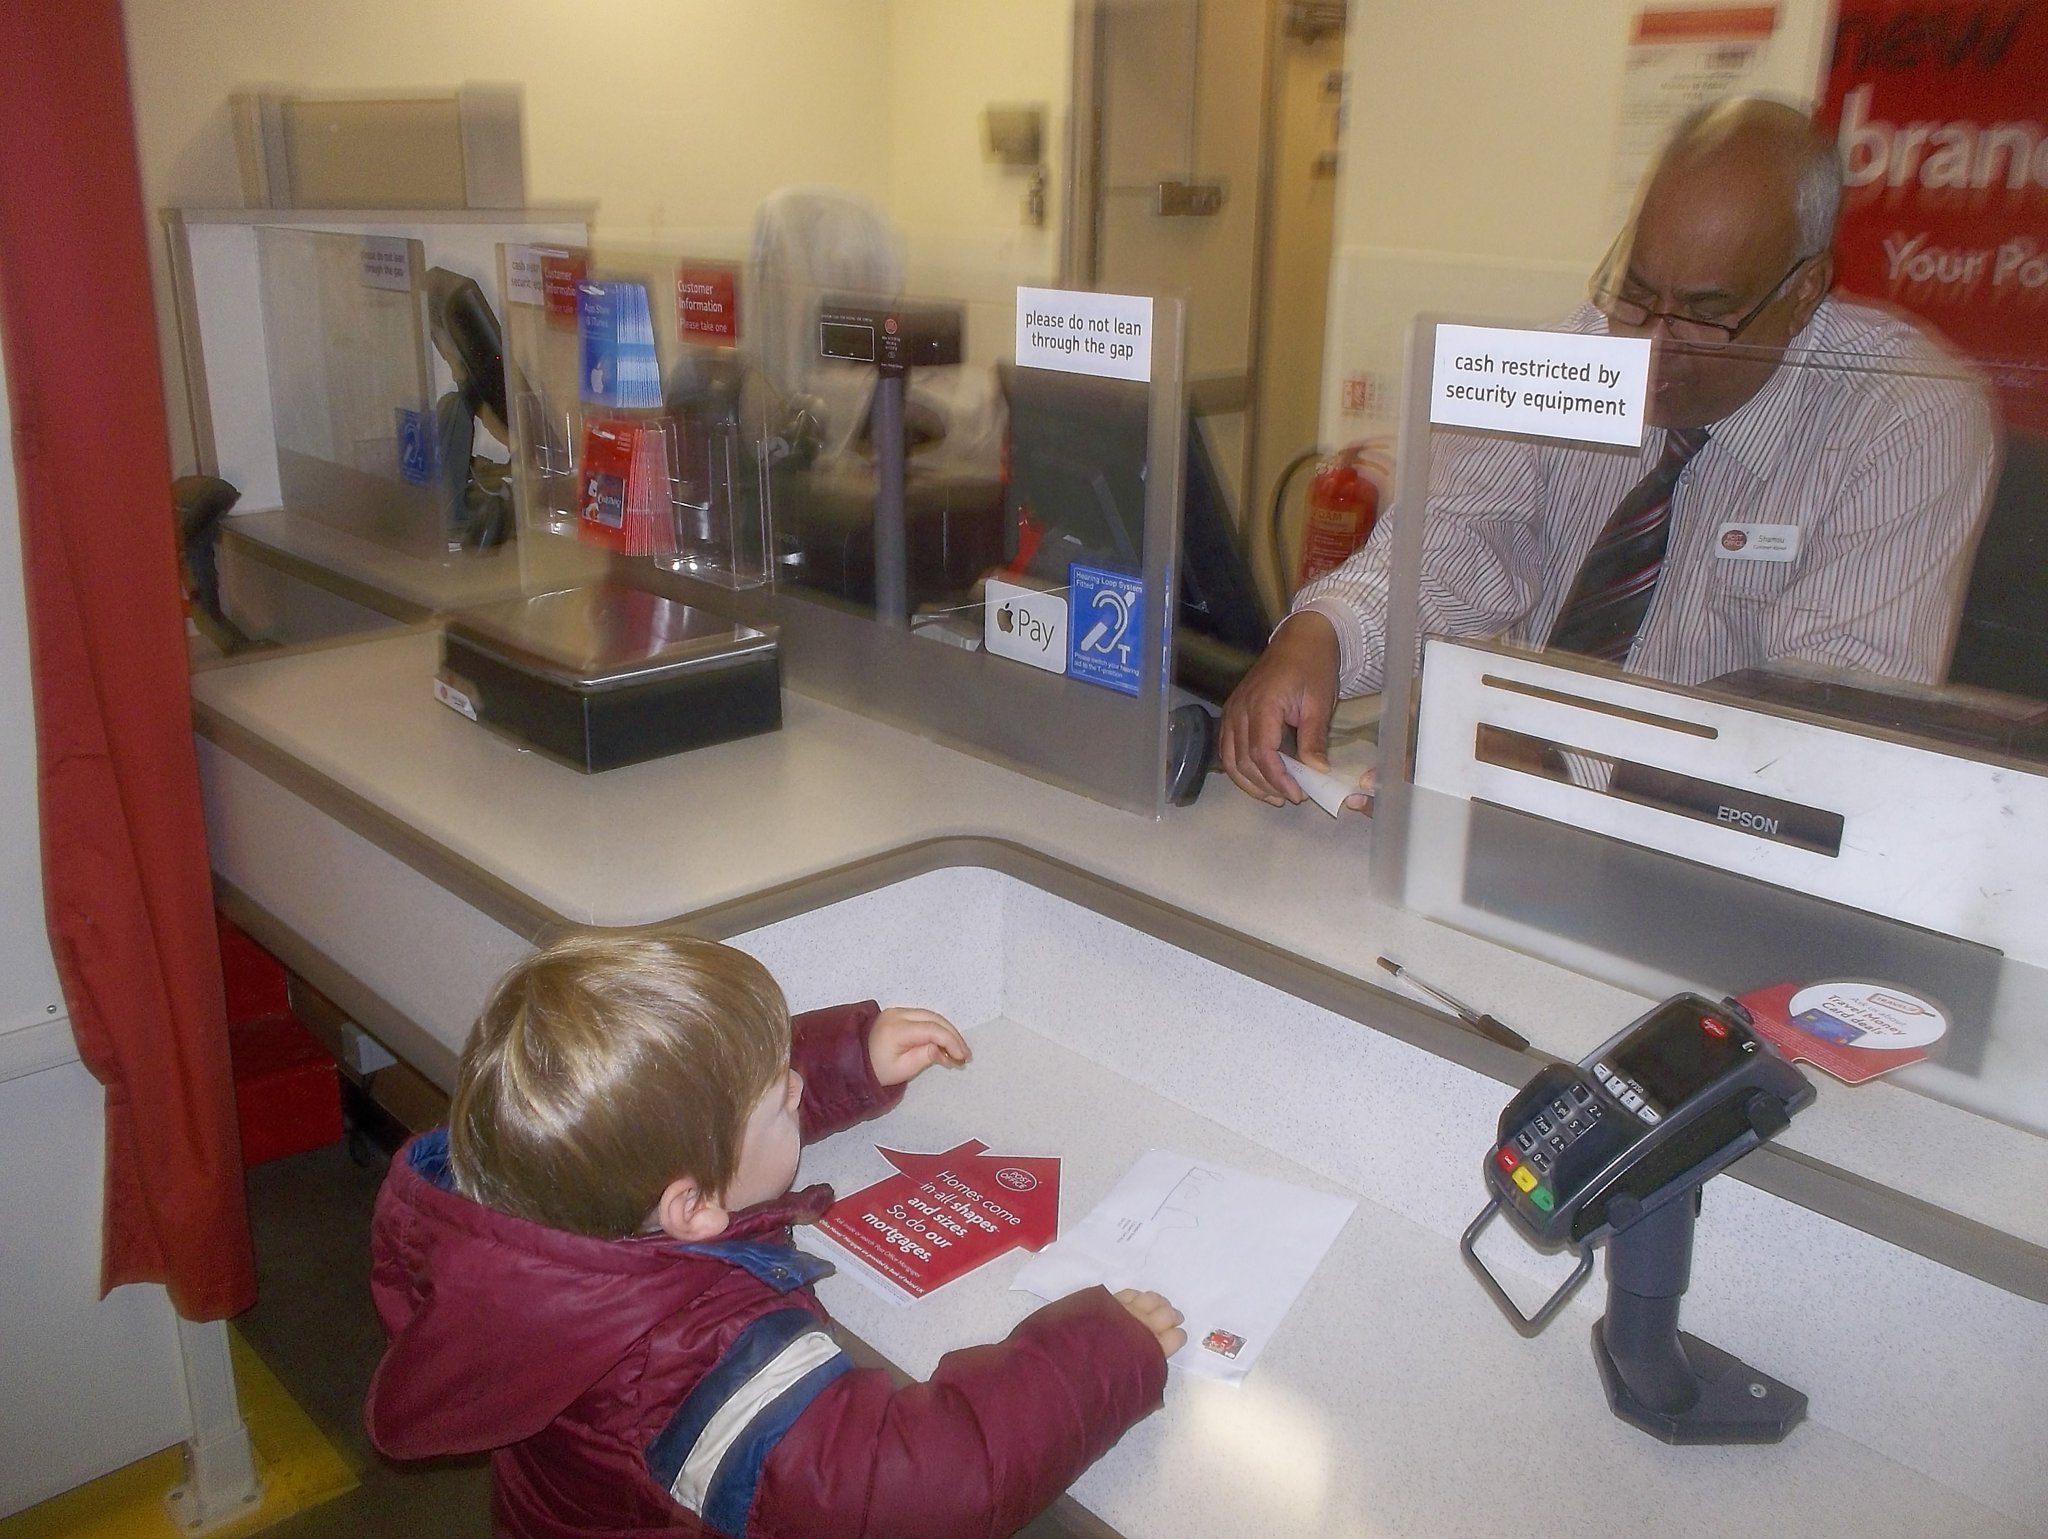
[123,0,1070,473]
[886,1,1071,275]
[123,1,1842,485]
[1319,0,1835,441]
[885,0,1073,363]
[1092,0,1268,382]
[1250,9,1343,530]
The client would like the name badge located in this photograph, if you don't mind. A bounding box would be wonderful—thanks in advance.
[1714,522,1800,562]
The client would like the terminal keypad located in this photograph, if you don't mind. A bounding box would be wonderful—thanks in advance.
[1494,1082,1606,1215]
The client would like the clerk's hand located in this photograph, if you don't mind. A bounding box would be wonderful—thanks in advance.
[1114,1288,1187,1357]
[1344,763,1379,815]
[868,1007,971,1087]
[1220,612,1342,806]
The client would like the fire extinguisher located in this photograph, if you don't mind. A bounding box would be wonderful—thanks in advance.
[1295,442,1387,589]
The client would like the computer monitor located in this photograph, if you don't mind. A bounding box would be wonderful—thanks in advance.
[424,267,514,547]
[1000,363,1271,698]
[425,267,510,446]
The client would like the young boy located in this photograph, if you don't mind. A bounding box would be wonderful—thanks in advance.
[365,931,1183,1538]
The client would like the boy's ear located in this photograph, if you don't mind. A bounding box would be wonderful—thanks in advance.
[652,1177,730,1243]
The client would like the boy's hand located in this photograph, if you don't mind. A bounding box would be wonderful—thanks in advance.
[868,1007,971,1087]
[1114,1289,1187,1357]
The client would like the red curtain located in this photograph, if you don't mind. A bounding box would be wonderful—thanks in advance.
[0,3,254,1319]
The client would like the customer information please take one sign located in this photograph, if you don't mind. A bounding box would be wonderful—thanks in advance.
[1430,323,1650,446]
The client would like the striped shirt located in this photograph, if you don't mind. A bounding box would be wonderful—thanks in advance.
[1295,297,2000,693]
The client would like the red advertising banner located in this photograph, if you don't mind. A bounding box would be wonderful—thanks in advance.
[1818,1,2048,429]
[677,265,740,345]
[814,1140,1060,1301]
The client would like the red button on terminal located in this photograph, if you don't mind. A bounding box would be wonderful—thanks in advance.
[1495,1146,1521,1175]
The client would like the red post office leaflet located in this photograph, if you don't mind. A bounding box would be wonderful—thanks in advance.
[814,1140,1061,1301]
[575,417,637,549]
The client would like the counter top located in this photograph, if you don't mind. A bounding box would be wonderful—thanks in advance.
[190,626,2048,1278]
[795,1016,2029,1539]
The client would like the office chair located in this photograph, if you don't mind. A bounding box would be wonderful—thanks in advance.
[1949,430,2048,702]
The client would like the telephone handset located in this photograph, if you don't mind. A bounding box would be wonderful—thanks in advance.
[1462,992,1816,1444]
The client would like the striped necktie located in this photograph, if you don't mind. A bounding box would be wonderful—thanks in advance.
[1545,426,1710,663]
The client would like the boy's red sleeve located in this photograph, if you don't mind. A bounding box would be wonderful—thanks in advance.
[790,1001,903,1142]
[749,1286,1167,1539]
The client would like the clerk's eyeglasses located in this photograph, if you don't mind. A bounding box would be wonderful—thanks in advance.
[1590,250,1818,349]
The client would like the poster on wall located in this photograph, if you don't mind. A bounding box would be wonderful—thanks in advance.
[1608,7,1782,226]
[1817,1,2048,431]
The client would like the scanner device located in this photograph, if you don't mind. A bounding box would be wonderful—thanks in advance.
[1460,992,1815,1444]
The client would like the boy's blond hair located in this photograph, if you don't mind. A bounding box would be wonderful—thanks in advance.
[448,931,790,1238]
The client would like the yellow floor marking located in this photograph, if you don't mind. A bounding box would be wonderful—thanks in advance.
[0,1328,357,1539]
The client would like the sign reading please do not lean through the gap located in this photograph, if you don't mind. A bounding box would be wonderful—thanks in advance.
[1430,324,1650,447]
[1016,287,1153,382]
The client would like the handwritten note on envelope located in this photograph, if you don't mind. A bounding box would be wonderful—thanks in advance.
[1011,1150,1356,1384]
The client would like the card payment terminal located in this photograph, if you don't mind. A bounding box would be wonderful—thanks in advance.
[1461,993,1815,1444]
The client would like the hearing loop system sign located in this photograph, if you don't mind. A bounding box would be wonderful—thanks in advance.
[1068,564,1145,696]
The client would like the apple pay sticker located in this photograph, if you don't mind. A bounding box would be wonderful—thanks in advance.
[1715,522,1800,561]
[983,576,1070,674]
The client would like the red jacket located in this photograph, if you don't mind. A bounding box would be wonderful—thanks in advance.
[366,1002,1167,1538]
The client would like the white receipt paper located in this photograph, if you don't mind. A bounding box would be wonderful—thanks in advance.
[1280,752,1356,818]
[1011,1151,1355,1383]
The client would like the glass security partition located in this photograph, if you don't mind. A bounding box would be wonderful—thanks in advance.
[171,208,609,644]
[1370,314,2048,1138]
[501,232,1185,814]
[255,227,443,554]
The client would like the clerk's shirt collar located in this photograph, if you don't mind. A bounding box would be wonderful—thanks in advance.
[1676,294,1842,482]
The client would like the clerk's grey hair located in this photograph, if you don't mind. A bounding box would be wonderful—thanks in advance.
[1659,97,1843,259]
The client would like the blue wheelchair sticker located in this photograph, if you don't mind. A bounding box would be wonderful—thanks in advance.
[1067,565,1145,696]
[397,407,437,487]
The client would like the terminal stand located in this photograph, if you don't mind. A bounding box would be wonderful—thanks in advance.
[1592,1187,1807,1444]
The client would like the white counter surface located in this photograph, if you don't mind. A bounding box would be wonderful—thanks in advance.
[796,1017,2027,1539]
[190,627,2048,1267]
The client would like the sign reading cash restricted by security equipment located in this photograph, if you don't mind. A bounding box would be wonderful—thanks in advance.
[1016,287,1153,382]
[503,245,546,307]
[1430,323,1650,447]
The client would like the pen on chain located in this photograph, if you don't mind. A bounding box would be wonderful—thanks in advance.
[1375,956,1531,1053]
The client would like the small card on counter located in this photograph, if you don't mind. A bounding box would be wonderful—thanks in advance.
[1738,980,1947,1084]
[1011,1150,1355,1384]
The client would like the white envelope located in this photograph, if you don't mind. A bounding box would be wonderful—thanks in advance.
[1011,1150,1356,1383]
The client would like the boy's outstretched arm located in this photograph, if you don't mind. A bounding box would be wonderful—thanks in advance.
[868,1007,971,1086]
[750,1285,1172,1539]
[790,1002,969,1141]
[789,1002,900,1141]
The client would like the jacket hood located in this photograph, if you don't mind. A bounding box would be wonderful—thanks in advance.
[364,1130,832,1459]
